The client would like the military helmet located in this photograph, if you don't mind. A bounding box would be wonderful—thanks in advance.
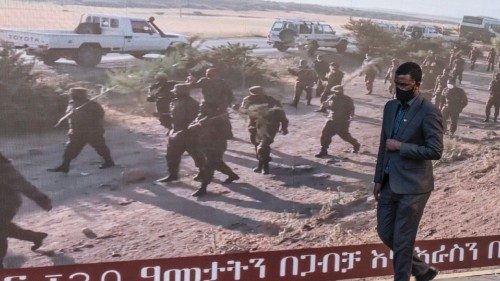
[249,85,264,95]
[69,87,88,99]
[154,72,168,82]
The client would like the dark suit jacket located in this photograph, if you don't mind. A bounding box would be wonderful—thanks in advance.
[374,94,444,194]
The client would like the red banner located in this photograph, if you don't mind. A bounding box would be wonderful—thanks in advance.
[1,235,499,281]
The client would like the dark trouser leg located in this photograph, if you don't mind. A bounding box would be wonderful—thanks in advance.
[166,135,185,177]
[485,98,494,121]
[458,71,463,84]
[87,133,113,163]
[316,79,325,97]
[7,222,40,242]
[293,83,304,105]
[0,220,8,269]
[377,182,431,281]
[320,120,336,150]
[337,125,360,151]
[249,128,258,147]
[320,90,331,103]
[305,87,313,105]
[366,78,374,94]
[61,134,87,167]
[186,136,206,175]
[441,107,450,132]
[450,112,460,134]
[494,103,500,122]
[211,142,238,178]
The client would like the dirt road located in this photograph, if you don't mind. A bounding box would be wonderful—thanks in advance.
[1,51,498,268]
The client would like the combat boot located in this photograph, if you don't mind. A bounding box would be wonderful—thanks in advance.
[315,147,329,158]
[223,173,240,184]
[31,232,48,251]
[253,162,263,173]
[262,163,270,175]
[157,174,178,183]
[482,118,490,123]
[47,162,70,173]
[192,185,207,197]
[99,159,115,169]
[306,99,312,106]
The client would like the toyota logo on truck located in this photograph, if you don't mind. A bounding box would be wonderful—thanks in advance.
[8,34,44,43]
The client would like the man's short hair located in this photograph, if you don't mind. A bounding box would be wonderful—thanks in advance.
[395,62,422,86]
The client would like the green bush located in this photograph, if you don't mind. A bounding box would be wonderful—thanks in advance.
[108,40,270,100]
[342,18,402,57]
[0,43,67,134]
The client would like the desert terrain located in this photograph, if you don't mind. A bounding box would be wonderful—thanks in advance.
[0,0,498,273]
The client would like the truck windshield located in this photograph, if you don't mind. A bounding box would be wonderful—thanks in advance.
[131,20,156,34]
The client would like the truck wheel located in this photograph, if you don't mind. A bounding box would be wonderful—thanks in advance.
[75,45,102,67]
[336,40,348,53]
[131,52,146,59]
[278,29,297,44]
[275,43,289,52]
[41,52,60,65]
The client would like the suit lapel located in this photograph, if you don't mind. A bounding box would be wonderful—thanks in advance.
[386,101,399,137]
[396,94,424,138]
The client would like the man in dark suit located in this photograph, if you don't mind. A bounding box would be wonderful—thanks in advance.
[373,62,444,281]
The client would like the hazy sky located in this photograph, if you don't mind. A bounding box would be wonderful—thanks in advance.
[269,0,500,19]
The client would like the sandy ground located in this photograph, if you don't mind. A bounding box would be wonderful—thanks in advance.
[1,46,498,268]
[0,1,456,38]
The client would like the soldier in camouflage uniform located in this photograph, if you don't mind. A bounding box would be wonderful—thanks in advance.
[316,62,345,113]
[288,60,317,107]
[188,68,234,138]
[451,55,465,84]
[48,88,114,173]
[469,46,480,70]
[486,48,496,72]
[441,80,468,135]
[189,104,239,197]
[363,54,377,95]
[240,86,287,174]
[158,84,206,183]
[313,55,330,97]
[433,68,451,110]
[385,59,399,97]
[315,86,360,158]
[1,153,52,269]
[484,73,500,123]
[146,73,179,129]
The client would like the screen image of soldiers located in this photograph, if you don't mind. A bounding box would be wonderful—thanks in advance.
[319,62,344,104]
[486,48,496,72]
[363,54,378,95]
[187,68,234,139]
[288,59,317,107]
[385,58,399,97]
[432,68,451,110]
[48,87,114,173]
[146,73,179,129]
[313,55,330,97]
[441,79,468,136]
[450,55,465,85]
[240,86,288,174]
[484,73,500,123]
[188,104,239,197]
[158,84,206,183]
[469,46,480,70]
[1,153,52,269]
[315,85,360,158]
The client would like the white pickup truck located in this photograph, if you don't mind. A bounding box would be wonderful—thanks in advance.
[0,14,188,67]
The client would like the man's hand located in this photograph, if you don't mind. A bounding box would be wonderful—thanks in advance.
[386,139,402,151]
[373,183,382,202]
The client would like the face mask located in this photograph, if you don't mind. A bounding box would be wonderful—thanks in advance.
[395,87,415,103]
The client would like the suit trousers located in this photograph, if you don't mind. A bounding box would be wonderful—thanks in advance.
[377,179,431,281]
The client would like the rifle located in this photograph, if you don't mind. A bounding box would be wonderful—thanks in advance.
[54,85,118,128]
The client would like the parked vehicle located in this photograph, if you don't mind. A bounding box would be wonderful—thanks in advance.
[403,23,443,39]
[267,19,348,53]
[0,14,189,67]
[459,15,500,43]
